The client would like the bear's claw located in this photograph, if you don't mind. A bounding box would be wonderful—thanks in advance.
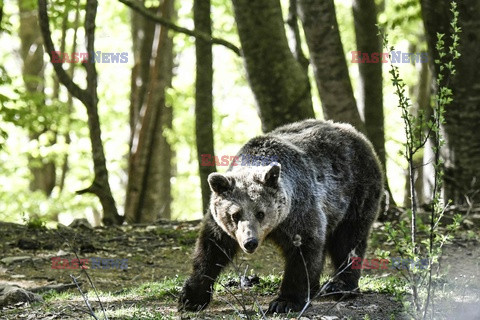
[321,280,358,299]
[267,298,308,314]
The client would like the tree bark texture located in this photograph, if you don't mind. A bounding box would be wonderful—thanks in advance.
[194,0,216,214]
[298,0,364,132]
[232,0,315,133]
[352,0,384,166]
[125,0,174,223]
[287,0,309,72]
[18,0,56,196]
[38,0,122,225]
[421,0,480,204]
[58,0,81,194]
[352,0,396,214]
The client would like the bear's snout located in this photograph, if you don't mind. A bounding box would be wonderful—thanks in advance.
[243,238,259,253]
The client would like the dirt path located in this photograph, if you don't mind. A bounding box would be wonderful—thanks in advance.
[0,220,478,319]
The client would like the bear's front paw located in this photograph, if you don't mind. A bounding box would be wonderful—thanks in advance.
[178,280,212,312]
[321,280,358,299]
[267,297,307,314]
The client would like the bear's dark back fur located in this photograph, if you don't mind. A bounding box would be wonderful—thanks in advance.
[234,119,383,234]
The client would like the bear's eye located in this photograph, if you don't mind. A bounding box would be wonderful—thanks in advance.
[256,211,265,221]
[231,211,241,223]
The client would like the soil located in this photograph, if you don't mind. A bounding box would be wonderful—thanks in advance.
[0,215,479,320]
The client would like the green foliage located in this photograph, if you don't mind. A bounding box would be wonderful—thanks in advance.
[360,274,408,297]
[380,2,462,318]
[250,274,282,295]
[23,212,47,229]
[126,278,183,300]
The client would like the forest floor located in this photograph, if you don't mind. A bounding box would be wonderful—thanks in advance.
[0,211,479,320]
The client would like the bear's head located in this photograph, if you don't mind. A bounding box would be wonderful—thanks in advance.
[207,164,290,254]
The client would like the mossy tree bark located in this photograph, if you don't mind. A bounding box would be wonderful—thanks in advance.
[352,0,385,168]
[352,0,396,213]
[231,0,315,133]
[298,0,364,132]
[421,0,480,204]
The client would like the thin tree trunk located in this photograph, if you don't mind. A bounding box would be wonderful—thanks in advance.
[130,2,156,145]
[352,0,384,166]
[231,0,314,133]
[421,0,480,204]
[298,0,364,132]
[38,0,122,225]
[58,0,81,193]
[125,0,174,223]
[352,0,396,216]
[194,0,216,215]
[0,4,3,30]
[287,0,309,72]
[18,0,56,196]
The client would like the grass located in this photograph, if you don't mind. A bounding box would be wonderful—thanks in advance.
[33,271,407,319]
[360,274,408,297]
[125,277,183,300]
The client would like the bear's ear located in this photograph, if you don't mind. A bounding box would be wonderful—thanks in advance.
[261,163,281,188]
[208,173,234,194]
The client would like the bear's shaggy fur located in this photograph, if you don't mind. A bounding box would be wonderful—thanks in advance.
[179,119,383,313]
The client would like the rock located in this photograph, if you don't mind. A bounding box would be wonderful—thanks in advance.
[1,256,32,266]
[145,226,157,232]
[17,238,40,250]
[69,218,93,229]
[0,285,43,307]
[54,249,69,257]
[364,304,379,312]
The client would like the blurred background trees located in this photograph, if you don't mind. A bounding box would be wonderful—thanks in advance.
[0,0,478,226]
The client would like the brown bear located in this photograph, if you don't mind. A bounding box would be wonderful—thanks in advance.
[179,119,383,313]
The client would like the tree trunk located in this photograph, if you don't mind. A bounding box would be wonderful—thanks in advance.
[18,0,56,196]
[421,0,480,204]
[125,0,174,223]
[38,0,123,225]
[352,0,384,166]
[352,0,396,216]
[58,0,81,194]
[231,0,315,133]
[194,0,216,215]
[298,0,364,132]
[287,0,309,72]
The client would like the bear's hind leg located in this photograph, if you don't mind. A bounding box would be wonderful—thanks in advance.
[324,219,370,296]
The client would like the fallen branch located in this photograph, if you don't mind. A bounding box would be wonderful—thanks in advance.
[118,0,241,56]
[31,283,78,294]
